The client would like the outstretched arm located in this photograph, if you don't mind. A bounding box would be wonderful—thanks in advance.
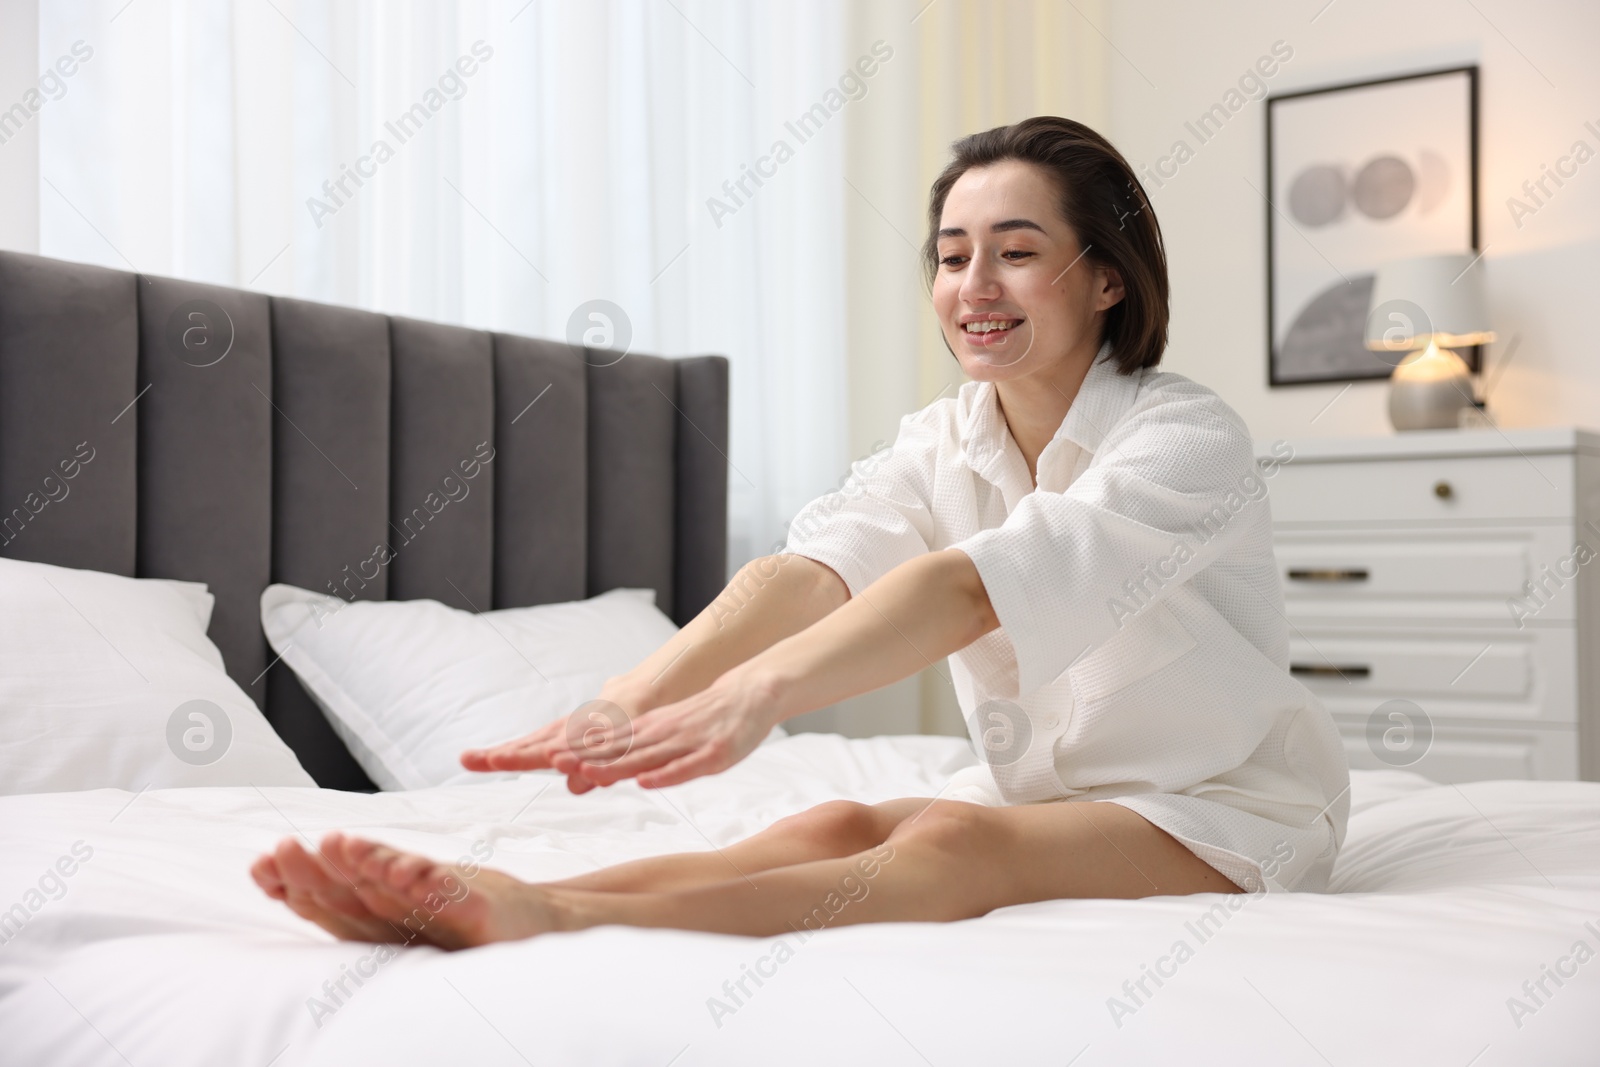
[459,553,853,784]
[561,548,999,789]
[614,554,853,710]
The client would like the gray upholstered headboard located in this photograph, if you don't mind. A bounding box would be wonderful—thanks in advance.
[0,250,729,791]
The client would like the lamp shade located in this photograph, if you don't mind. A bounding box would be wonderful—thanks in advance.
[1364,252,1497,351]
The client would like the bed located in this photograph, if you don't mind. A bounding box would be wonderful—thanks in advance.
[2,251,1597,1066]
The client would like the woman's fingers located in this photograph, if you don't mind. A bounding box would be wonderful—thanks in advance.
[551,723,630,772]
[560,700,641,763]
[462,698,650,773]
[460,740,530,771]
[562,692,743,786]
[482,743,553,771]
[460,718,569,771]
[574,734,699,786]
[462,685,761,792]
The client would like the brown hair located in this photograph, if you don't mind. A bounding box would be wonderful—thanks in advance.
[921,116,1169,374]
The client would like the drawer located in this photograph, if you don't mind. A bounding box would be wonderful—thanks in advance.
[1273,525,1580,623]
[1265,453,1573,524]
[1287,626,1576,723]
[1332,716,1578,782]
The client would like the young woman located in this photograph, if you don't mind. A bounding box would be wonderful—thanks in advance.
[252,116,1350,948]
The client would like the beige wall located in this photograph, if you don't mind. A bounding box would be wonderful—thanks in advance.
[1104,0,1600,441]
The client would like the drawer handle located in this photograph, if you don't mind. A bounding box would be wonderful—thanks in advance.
[1290,664,1371,679]
[1286,568,1369,583]
[1434,480,1454,500]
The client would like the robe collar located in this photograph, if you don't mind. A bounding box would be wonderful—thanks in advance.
[955,338,1143,508]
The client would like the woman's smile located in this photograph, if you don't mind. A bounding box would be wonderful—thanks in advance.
[959,313,1026,347]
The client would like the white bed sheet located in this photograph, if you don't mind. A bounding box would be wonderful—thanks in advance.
[1,734,1596,1067]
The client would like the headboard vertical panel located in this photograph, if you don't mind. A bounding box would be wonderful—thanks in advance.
[490,335,587,609]
[264,295,392,791]
[135,275,273,700]
[0,253,138,575]
[387,317,495,610]
[587,355,677,618]
[672,356,730,626]
[265,296,393,599]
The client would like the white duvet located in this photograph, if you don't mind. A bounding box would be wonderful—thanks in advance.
[1,733,1596,1067]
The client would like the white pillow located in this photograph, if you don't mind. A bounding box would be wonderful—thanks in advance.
[0,557,316,795]
[159,579,216,632]
[261,583,785,790]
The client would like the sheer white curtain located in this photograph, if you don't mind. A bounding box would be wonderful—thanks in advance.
[39,0,851,573]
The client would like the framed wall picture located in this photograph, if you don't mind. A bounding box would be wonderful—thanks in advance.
[1265,66,1479,386]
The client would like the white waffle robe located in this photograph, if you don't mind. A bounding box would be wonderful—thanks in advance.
[783,343,1350,893]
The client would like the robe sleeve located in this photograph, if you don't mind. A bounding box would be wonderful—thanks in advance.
[782,408,943,598]
[949,385,1264,697]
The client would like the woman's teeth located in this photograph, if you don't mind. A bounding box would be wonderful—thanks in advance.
[963,319,1021,334]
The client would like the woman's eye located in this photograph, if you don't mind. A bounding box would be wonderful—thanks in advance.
[940,254,967,268]
[1003,250,1035,261]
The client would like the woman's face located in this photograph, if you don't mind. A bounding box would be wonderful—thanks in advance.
[932,159,1123,384]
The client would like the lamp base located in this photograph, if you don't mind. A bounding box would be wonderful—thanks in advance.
[1386,343,1476,432]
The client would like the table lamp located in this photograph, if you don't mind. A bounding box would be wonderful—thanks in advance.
[1364,252,1497,431]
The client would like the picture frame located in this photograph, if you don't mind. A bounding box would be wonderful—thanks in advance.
[1265,66,1480,386]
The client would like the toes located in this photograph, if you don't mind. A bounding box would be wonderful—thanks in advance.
[318,835,418,925]
[275,837,336,893]
[386,853,436,892]
[266,835,452,946]
[251,853,287,899]
[348,841,436,896]
[325,834,401,891]
[325,836,453,935]
[326,832,378,876]
[352,841,405,890]
[318,832,368,884]
[277,838,374,921]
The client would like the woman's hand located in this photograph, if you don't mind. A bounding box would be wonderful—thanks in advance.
[458,678,654,795]
[552,668,785,790]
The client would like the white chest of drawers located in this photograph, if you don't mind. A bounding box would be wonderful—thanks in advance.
[1255,427,1600,783]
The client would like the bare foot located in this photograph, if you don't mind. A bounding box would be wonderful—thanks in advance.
[250,838,410,944]
[263,832,569,949]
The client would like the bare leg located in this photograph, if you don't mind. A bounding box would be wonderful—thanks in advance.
[546,799,1241,938]
[262,798,1242,948]
[249,797,931,942]
[542,797,930,893]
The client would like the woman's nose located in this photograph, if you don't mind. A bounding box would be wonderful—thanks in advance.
[960,253,1003,302]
